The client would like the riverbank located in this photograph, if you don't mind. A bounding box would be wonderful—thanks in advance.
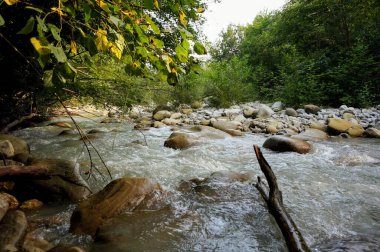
[0,101,379,251]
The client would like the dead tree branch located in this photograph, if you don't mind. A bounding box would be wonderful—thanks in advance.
[253,145,310,252]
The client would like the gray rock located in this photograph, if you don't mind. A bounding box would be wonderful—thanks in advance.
[271,101,284,112]
[304,104,321,114]
[285,108,298,117]
[256,104,274,119]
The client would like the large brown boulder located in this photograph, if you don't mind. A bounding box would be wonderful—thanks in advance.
[164,133,193,150]
[16,159,91,202]
[327,118,364,137]
[0,134,30,159]
[0,140,14,158]
[347,124,365,137]
[70,177,163,237]
[164,126,231,150]
[0,210,28,251]
[263,136,312,154]
[327,118,352,135]
[153,110,171,121]
[292,128,329,141]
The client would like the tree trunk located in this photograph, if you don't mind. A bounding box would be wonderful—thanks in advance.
[0,166,51,181]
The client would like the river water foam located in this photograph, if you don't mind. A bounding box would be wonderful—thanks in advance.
[13,117,380,251]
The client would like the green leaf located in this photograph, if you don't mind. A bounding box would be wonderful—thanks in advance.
[17,16,35,35]
[36,16,48,32]
[194,42,207,55]
[182,39,190,50]
[50,45,67,63]
[175,44,188,63]
[84,4,92,23]
[52,68,66,85]
[167,72,178,86]
[143,0,154,9]
[190,63,202,74]
[25,6,44,14]
[48,24,61,41]
[0,15,5,27]
[110,15,122,27]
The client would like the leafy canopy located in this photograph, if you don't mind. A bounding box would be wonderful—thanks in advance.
[0,0,208,86]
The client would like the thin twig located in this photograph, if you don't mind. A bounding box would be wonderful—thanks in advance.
[55,93,112,181]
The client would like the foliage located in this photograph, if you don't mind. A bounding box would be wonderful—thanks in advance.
[209,24,245,61]
[0,0,207,126]
[174,57,253,107]
[238,0,380,107]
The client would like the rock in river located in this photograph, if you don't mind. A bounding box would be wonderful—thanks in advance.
[70,177,164,237]
[263,135,312,154]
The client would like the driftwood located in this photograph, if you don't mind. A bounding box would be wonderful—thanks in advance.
[253,145,310,252]
[0,113,37,133]
[0,166,51,181]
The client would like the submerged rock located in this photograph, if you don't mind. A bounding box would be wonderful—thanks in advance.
[0,210,28,251]
[70,177,164,237]
[0,134,30,160]
[15,159,90,202]
[263,135,312,154]
[164,126,231,150]
[164,133,193,150]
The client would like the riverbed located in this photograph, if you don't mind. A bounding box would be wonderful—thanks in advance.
[13,116,380,251]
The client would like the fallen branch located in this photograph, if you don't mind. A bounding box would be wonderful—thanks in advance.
[0,113,37,133]
[253,145,310,252]
[0,166,51,181]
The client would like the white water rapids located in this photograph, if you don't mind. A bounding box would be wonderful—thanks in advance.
[13,117,380,251]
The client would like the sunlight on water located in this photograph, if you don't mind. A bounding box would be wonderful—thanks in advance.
[13,117,380,251]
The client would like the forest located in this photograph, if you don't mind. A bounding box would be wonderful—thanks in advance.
[0,1,380,251]
[0,0,379,129]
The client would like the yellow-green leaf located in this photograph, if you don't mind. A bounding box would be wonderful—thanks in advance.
[179,9,187,26]
[30,37,51,55]
[154,0,159,9]
[97,0,109,11]
[4,0,19,6]
[196,7,205,13]
[0,15,4,27]
[50,45,67,63]
[70,40,77,55]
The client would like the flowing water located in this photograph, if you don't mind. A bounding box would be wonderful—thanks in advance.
[13,117,380,251]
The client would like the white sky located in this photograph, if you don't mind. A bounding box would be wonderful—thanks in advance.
[202,0,288,43]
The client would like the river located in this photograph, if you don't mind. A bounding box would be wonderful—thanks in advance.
[13,116,380,251]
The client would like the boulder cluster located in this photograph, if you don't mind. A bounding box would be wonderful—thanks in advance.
[129,102,380,154]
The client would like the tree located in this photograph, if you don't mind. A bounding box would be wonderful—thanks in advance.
[209,24,245,61]
[0,0,208,126]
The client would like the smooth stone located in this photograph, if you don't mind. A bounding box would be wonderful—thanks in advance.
[70,177,163,237]
[263,135,312,154]
[327,118,352,135]
[292,128,329,141]
[304,104,321,114]
[0,140,14,158]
